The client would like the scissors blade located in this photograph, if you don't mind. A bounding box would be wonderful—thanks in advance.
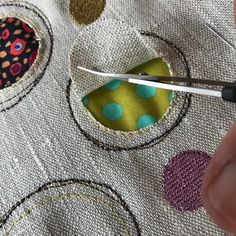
[77,66,236,87]
[77,65,222,97]
[77,66,155,81]
[128,78,222,98]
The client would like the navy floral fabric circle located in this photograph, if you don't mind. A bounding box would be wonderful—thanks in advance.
[0,17,39,89]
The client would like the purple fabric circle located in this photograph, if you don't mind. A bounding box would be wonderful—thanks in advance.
[163,150,211,211]
[11,63,22,74]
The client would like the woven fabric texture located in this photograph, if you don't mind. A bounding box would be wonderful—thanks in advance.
[0,0,235,235]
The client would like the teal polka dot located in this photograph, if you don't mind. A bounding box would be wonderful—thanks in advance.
[137,114,158,129]
[102,103,123,121]
[168,91,174,103]
[104,80,121,90]
[136,85,157,99]
[82,96,89,106]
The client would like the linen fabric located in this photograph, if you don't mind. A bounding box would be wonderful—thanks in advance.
[0,0,235,235]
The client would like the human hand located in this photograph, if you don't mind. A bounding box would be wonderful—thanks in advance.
[201,3,236,234]
[202,123,236,234]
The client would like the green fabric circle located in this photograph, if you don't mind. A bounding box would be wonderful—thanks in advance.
[102,103,124,121]
[137,114,158,129]
[135,85,157,99]
[104,80,121,90]
[82,96,89,106]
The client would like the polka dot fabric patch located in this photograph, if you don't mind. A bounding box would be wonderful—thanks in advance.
[0,17,39,90]
[163,150,211,211]
[82,58,174,131]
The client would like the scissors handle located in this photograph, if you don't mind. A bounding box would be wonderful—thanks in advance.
[222,87,236,103]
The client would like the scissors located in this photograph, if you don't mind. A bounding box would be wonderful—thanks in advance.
[77,66,236,103]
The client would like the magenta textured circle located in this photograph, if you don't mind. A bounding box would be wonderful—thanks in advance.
[163,150,211,211]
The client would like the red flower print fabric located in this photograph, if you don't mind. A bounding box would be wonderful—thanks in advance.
[0,17,39,89]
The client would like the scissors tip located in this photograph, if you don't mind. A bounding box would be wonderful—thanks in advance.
[77,65,87,70]
[77,66,94,74]
[77,65,106,77]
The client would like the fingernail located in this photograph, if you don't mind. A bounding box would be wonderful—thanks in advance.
[208,161,236,225]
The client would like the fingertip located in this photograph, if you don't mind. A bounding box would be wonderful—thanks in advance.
[203,162,236,233]
[202,123,236,233]
[203,123,236,190]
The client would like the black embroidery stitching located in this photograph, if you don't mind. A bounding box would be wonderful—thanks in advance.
[140,31,191,77]
[0,179,141,236]
[66,31,192,151]
[0,2,53,113]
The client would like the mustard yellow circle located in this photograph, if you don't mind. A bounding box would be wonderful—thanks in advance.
[70,0,106,25]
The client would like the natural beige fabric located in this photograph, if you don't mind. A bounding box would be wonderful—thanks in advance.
[0,0,235,235]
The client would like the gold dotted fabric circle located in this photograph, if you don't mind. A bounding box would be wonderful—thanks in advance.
[70,0,106,25]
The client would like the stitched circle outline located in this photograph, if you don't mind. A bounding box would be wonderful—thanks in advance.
[0,179,141,236]
[0,2,53,113]
[67,31,191,151]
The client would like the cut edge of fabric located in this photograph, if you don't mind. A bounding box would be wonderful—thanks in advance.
[0,17,40,90]
[79,56,178,132]
[0,14,42,91]
[0,2,53,112]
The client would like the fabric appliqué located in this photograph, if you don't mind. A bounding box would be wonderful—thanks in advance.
[0,17,39,90]
[70,0,106,25]
[82,58,174,131]
[0,179,141,236]
[163,150,211,211]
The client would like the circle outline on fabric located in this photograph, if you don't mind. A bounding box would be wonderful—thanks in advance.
[0,2,53,112]
[0,17,40,89]
[0,179,141,236]
[68,19,191,151]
